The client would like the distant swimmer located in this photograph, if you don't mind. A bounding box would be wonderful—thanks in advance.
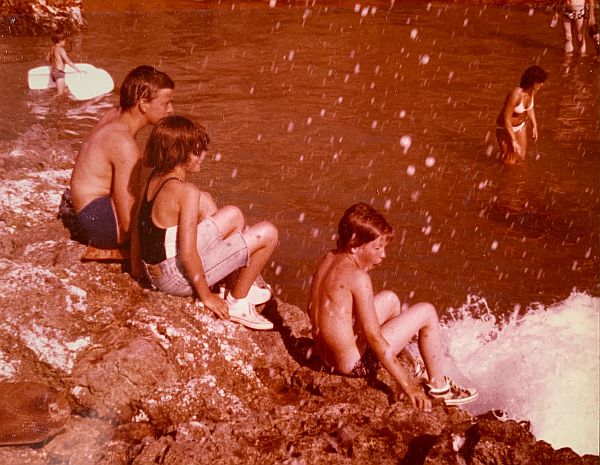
[551,0,596,55]
[307,203,478,411]
[495,66,548,165]
[47,29,83,96]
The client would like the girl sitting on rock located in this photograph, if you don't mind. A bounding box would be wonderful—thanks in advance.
[138,115,277,330]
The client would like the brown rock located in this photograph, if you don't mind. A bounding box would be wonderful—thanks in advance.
[0,382,69,445]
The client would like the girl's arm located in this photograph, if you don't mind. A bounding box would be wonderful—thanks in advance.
[528,105,539,141]
[178,185,229,319]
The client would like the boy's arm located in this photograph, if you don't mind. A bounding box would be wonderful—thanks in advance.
[58,47,81,72]
[351,273,431,411]
[110,135,139,239]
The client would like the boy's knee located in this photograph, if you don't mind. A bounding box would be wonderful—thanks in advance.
[380,290,401,313]
[418,302,438,323]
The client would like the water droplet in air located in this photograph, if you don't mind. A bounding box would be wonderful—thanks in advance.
[269,0,277,8]
[431,243,441,253]
[491,240,498,250]
[400,135,412,153]
[419,54,430,65]
[410,28,418,40]
[406,165,416,176]
[425,156,435,167]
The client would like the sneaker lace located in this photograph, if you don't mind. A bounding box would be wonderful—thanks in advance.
[447,377,471,398]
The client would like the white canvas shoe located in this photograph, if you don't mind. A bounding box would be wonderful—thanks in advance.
[247,283,272,305]
[228,301,273,331]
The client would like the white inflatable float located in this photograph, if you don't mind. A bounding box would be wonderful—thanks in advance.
[28,63,114,101]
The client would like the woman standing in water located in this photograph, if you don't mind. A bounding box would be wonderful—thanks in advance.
[496,66,548,165]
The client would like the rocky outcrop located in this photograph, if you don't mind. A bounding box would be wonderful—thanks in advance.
[1,125,597,464]
[0,0,85,35]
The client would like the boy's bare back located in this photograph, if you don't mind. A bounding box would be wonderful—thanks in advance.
[308,251,373,372]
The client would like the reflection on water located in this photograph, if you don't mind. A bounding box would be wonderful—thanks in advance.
[0,3,598,315]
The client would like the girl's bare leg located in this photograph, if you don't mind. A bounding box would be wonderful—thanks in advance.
[230,221,278,298]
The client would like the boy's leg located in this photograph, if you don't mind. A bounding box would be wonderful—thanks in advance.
[56,78,66,96]
[376,296,446,388]
[230,221,278,299]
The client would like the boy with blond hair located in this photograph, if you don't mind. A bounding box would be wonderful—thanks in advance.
[308,203,478,411]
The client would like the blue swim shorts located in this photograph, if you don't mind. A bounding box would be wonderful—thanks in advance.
[76,196,120,249]
[143,217,250,297]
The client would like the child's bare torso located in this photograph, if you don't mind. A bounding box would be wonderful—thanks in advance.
[308,251,367,371]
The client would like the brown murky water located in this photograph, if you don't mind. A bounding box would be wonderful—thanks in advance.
[1,2,598,315]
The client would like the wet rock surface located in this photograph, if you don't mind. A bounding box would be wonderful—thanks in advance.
[0,0,85,35]
[0,124,597,464]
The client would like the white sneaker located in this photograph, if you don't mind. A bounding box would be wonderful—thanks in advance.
[228,301,273,330]
[425,377,479,406]
[247,283,272,305]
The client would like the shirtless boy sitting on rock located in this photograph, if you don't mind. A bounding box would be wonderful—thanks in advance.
[307,203,478,411]
[62,65,174,262]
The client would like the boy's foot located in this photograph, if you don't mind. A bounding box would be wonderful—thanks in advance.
[424,377,478,406]
[228,301,273,331]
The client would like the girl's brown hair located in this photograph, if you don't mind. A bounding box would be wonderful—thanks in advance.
[145,115,210,174]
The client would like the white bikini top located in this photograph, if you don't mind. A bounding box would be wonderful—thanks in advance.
[514,96,534,114]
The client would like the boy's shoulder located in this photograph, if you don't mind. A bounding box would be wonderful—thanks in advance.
[319,251,370,283]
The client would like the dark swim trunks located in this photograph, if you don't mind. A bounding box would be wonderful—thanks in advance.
[51,68,66,82]
[348,350,381,378]
[76,196,120,249]
[316,349,381,378]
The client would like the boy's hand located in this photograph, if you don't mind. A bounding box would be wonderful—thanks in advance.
[203,293,229,320]
[405,386,432,412]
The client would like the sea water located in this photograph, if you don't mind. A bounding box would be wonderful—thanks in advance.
[0,1,598,456]
[441,291,599,456]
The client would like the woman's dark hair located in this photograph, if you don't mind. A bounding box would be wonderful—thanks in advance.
[119,65,174,112]
[337,203,394,252]
[520,65,548,89]
[145,115,210,174]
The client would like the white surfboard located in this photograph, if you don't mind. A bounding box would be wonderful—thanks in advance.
[65,67,114,101]
[27,63,114,101]
[28,63,96,90]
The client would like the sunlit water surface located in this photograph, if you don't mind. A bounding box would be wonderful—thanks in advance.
[0,2,598,455]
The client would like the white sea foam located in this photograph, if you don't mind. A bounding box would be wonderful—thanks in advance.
[440,291,599,455]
